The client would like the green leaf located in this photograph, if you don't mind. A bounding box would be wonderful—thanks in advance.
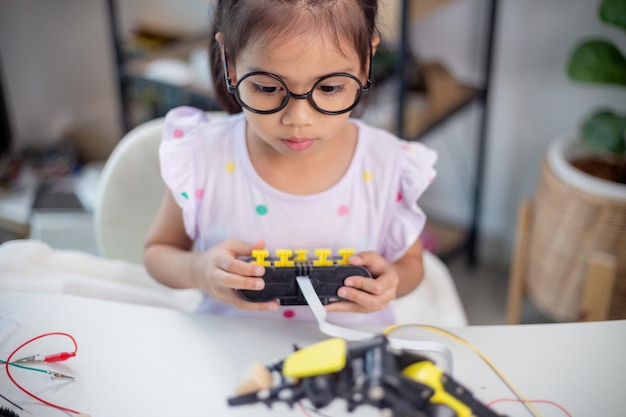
[600,0,626,32]
[581,110,626,155]
[567,39,626,87]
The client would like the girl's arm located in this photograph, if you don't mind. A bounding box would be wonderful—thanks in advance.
[143,192,278,311]
[391,239,425,297]
[144,191,197,289]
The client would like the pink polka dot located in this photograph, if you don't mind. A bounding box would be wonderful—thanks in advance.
[283,309,295,319]
[396,192,403,202]
[173,129,184,139]
[428,176,435,183]
[195,189,204,199]
[338,205,349,216]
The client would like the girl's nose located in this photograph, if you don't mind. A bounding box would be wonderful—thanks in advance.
[280,96,315,126]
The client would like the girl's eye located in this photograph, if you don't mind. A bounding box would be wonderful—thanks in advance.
[318,84,345,95]
[253,83,282,95]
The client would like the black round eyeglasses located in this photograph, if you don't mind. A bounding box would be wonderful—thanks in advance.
[221,44,372,115]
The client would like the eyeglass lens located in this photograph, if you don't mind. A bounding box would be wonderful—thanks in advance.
[235,74,364,113]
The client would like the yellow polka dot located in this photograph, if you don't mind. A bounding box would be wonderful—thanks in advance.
[226,162,236,173]
[363,170,373,182]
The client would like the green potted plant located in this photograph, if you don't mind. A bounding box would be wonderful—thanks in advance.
[565,0,626,184]
[523,0,626,323]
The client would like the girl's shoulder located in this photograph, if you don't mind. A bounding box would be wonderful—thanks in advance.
[162,106,243,144]
[353,119,437,167]
[158,107,244,241]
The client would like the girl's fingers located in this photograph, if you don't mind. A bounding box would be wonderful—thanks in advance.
[221,289,279,311]
[334,285,392,312]
[218,257,265,278]
[210,267,265,291]
[349,251,386,275]
[221,238,262,255]
[344,275,384,295]
[215,240,266,277]
[324,300,360,313]
[234,298,279,311]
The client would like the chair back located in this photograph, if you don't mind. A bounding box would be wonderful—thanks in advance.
[95,112,230,263]
[94,118,166,263]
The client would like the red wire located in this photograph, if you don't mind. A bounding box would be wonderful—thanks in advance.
[296,402,314,417]
[488,398,573,417]
[4,331,81,414]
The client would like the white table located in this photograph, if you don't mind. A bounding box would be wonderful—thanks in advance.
[1,291,624,417]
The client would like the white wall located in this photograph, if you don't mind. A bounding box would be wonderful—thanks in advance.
[482,0,625,263]
[412,0,626,264]
[0,1,121,157]
[1,0,624,264]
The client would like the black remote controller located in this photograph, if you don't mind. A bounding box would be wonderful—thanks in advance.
[238,249,372,305]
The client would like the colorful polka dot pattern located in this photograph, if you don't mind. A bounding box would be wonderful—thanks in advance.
[166,117,426,319]
[244,154,419,218]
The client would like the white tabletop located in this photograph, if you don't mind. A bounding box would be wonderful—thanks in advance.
[0,291,624,417]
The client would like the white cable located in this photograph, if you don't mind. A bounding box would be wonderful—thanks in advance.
[296,276,454,372]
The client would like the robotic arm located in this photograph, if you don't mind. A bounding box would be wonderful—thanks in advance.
[227,335,506,417]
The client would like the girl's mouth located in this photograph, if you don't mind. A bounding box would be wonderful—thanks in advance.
[282,138,315,152]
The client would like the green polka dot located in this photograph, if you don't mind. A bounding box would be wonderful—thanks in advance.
[181,192,189,200]
[256,205,268,215]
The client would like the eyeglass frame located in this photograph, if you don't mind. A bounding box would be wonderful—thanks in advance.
[220,43,373,115]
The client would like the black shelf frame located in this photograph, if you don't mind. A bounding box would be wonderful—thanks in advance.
[0,56,12,156]
[396,0,498,266]
[105,0,130,133]
[105,0,221,133]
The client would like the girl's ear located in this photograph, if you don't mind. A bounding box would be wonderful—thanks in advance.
[215,31,225,47]
[371,35,381,56]
[215,32,236,81]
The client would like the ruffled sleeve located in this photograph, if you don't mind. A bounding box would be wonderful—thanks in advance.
[159,106,209,240]
[385,141,438,262]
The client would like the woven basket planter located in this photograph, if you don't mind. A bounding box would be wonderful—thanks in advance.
[527,135,626,321]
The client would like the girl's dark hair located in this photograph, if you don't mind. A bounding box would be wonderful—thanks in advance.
[209,0,378,114]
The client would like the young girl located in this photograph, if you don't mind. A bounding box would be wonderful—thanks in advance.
[144,0,437,325]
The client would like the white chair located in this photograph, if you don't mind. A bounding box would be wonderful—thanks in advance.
[93,111,228,262]
[93,113,467,326]
[93,117,171,263]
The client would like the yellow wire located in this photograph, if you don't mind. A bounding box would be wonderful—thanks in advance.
[383,323,544,417]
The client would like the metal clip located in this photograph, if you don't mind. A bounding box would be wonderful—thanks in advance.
[14,354,41,364]
[50,371,75,381]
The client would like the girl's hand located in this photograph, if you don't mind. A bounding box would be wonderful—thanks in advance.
[324,251,399,314]
[191,239,279,311]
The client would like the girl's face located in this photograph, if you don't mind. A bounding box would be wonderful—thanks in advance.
[232,34,369,160]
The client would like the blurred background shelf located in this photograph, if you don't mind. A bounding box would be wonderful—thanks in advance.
[119,33,222,129]
[392,0,497,265]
